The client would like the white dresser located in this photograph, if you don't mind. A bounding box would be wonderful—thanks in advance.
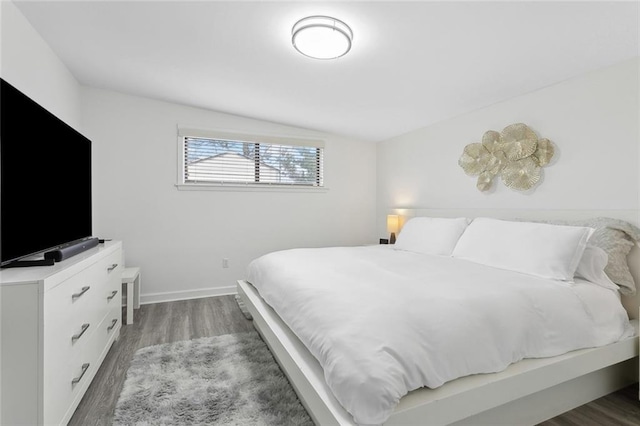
[0,241,123,425]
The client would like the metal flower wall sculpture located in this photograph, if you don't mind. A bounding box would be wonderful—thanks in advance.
[458,123,554,192]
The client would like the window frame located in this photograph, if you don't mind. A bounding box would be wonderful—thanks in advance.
[176,127,328,192]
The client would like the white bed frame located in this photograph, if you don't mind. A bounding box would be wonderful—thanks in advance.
[238,209,640,426]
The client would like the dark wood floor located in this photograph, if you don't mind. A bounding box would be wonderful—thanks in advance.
[70,295,640,426]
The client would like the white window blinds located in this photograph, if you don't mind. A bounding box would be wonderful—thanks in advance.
[180,131,324,187]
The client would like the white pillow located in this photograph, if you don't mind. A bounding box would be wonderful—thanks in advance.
[451,218,594,281]
[575,245,619,290]
[394,217,470,256]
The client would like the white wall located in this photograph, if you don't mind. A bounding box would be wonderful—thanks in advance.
[0,1,81,130]
[81,87,377,303]
[377,58,640,233]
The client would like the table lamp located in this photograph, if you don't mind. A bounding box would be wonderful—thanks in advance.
[387,215,399,244]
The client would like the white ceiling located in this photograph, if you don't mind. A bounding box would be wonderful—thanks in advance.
[15,1,639,142]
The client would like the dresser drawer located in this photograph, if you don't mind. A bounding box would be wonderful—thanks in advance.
[89,304,121,367]
[43,337,87,425]
[98,263,123,323]
[43,305,121,425]
[43,283,93,378]
[93,249,123,288]
[44,250,122,349]
[44,272,93,343]
[45,248,121,304]
[91,249,123,323]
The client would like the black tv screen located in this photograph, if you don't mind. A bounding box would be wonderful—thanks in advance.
[1,78,92,266]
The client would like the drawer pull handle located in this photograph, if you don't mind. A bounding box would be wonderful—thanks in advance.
[107,319,118,331]
[107,290,118,301]
[107,263,118,272]
[72,363,90,385]
[71,323,90,342]
[72,286,90,300]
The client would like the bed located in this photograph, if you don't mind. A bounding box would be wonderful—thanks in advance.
[238,209,640,426]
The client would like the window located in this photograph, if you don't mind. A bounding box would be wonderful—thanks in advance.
[178,128,324,189]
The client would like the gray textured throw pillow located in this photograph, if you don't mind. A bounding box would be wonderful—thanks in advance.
[533,217,640,295]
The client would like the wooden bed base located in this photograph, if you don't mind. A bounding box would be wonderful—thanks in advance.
[238,280,638,425]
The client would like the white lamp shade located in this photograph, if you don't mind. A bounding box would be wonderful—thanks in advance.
[387,215,399,233]
[292,16,353,60]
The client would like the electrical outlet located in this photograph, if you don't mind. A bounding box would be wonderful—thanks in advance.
[222,258,229,268]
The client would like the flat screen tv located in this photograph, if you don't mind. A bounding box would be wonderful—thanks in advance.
[1,78,92,266]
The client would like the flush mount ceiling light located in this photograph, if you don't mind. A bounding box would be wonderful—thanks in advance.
[292,16,353,60]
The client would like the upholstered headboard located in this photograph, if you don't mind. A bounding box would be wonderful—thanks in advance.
[388,208,640,320]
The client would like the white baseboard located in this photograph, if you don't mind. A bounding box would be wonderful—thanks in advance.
[140,285,236,305]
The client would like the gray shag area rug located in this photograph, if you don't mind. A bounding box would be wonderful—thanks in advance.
[113,332,313,426]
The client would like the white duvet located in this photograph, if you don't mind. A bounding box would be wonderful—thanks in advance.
[247,245,634,425]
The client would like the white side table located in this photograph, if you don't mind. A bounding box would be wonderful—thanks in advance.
[122,267,141,324]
